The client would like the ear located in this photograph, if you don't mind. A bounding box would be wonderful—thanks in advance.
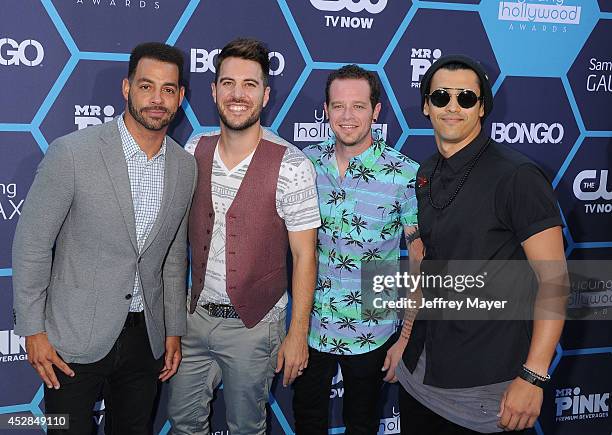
[178,86,185,107]
[372,102,382,123]
[324,102,329,119]
[423,98,430,117]
[122,78,130,102]
[479,100,485,118]
[211,82,217,104]
[263,85,271,108]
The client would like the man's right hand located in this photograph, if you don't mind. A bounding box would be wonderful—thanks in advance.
[26,332,74,389]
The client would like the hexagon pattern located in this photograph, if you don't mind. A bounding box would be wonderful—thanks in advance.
[0,1,610,434]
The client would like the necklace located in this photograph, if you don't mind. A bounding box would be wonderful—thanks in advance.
[427,138,491,210]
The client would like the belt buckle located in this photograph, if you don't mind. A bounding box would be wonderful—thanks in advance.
[204,303,215,317]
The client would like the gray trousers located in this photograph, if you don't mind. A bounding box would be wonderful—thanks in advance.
[167,305,285,435]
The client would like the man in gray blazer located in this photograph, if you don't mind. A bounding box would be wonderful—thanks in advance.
[12,42,196,434]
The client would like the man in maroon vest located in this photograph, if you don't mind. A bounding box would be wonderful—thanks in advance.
[167,38,321,435]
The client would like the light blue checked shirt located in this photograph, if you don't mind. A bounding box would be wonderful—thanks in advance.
[117,115,166,312]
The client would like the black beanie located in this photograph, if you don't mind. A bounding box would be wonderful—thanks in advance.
[419,54,494,120]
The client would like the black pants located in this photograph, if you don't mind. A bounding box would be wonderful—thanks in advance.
[293,338,393,435]
[44,312,163,435]
[399,387,525,435]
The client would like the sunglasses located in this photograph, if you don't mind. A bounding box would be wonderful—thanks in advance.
[427,88,483,109]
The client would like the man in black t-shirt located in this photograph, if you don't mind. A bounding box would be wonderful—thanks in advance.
[393,55,568,434]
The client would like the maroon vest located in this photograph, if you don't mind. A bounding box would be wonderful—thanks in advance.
[189,134,289,328]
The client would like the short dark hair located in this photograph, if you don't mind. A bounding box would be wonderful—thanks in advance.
[215,38,270,86]
[428,62,482,96]
[128,42,185,86]
[325,64,381,110]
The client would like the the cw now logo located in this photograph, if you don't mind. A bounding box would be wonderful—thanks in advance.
[74,105,116,130]
[330,365,344,398]
[411,48,442,86]
[0,38,44,67]
[491,122,564,144]
[191,49,285,76]
[312,0,386,29]
[573,170,612,201]
[310,0,387,14]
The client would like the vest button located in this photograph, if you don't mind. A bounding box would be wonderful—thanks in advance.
[125,294,132,300]
[203,246,208,250]
[209,213,213,217]
[207,229,211,234]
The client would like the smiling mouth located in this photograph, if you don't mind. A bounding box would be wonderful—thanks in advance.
[226,103,250,114]
[225,102,249,115]
[339,124,358,130]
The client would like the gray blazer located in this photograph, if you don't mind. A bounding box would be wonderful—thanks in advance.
[12,118,197,364]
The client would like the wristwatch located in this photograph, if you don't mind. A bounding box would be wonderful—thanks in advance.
[519,365,550,388]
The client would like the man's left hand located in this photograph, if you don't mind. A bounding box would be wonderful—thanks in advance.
[498,377,543,431]
[159,336,182,382]
[276,331,308,387]
[382,337,408,382]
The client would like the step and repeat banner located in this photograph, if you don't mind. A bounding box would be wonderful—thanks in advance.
[1,0,611,434]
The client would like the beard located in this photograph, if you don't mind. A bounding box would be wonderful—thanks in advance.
[128,93,177,131]
[333,128,371,148]
[217,98,262,131]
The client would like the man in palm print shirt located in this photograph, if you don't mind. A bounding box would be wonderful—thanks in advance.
[293,64,421,434]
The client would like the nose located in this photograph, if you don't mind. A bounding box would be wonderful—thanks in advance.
[340,106,354,120]
[150,87,163,104]
[446,94,460,113]
[232,84,245,99]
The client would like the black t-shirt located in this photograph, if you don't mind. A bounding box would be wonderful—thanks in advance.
[402,130,563,388]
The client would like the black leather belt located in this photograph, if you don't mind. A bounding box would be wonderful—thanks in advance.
[202,302,240,319]
[124,311,145,328]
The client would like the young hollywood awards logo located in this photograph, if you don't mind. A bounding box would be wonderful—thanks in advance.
[293,108,388,143]
[410,48,442,88]
[310,0,387,30]
[498,0,581,33]
[0,330,27,364]
[75,0,161,9]
[74,105,116,130]
[378,407,401,434]
[586,57,612,93]
[0,182,23,221]
[573,170,612,214]
[555,387,609,422]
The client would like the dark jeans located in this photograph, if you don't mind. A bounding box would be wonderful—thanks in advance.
[293,337,393,435]
[44,312,164,435]
[399,387,526,435]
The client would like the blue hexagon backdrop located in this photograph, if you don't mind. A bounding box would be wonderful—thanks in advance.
[1,0,611,434]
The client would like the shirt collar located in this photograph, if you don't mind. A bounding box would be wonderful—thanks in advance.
[318,136,386,170]
[117,113,167,161]
[442,129,488,173]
